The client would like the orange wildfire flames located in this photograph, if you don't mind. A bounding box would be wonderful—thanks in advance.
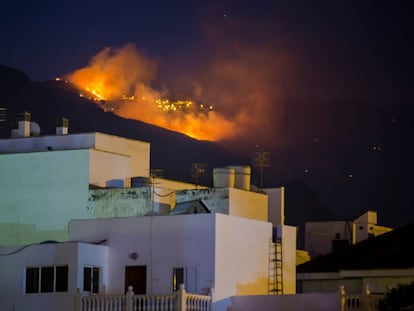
[65,44,237,141]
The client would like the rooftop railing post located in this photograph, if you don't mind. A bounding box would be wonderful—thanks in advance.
[177,284,186,311]
[126,286,134,311]
[74,288,82,311]
[365,285,371,311]
[209,288,215,311]
[339,285,346,311]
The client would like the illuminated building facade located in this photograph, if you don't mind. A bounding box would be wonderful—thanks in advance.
[0,114,297,310]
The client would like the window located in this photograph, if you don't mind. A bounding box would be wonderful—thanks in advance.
[55,266,69,292]
[84,266,100,294]
[173,267,184,291]
[172,267,198,293]
[40,267,54,292]
[25,268,39,294]
[25,265,68,294]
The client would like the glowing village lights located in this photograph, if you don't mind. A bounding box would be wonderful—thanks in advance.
[65,44,238,141]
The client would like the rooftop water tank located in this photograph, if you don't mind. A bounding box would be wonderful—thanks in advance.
[227,165,251,191]
[213,167,235,188]
[106,179,124,188]
[130,176,151,187]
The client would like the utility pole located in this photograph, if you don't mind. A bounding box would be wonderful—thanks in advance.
[191,163,207,188]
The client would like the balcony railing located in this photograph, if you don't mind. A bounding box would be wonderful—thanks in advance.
[74,284,212,311]
[340,285,384,311]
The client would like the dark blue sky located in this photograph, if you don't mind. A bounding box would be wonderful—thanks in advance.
[1,1,412,105]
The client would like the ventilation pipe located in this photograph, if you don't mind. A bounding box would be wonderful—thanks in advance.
[12,111,31,138]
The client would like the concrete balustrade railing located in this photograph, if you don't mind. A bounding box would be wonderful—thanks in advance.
[74,284,212,311]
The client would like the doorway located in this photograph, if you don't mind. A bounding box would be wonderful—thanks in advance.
[125,265,147,294]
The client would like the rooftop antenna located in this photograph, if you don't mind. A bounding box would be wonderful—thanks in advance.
[191,163,208,188]
[252,147,271,189]
[149,169,164,213]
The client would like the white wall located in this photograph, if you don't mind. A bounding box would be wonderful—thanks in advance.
[0,132,96,153]
[89,149,131,187]
[175,188,268,222]
[264,187,285,226]
[68,215,216,295]
[228,188,268,221]
[0,132,150,179]
[305,221,352,256]
[0,133,151,246]
[276,225,297,294]
[226,293,341,311]
[0,242,106,311]
[95,133,150,178]
[214,214,272,303]
[0,149,91,245]
[69,213,277,302]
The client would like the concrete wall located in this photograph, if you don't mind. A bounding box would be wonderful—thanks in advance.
[88,187,151,217]
[214,214,272,305]
[305,221,351,256]
[228,188,267,221]
[264,187,284,226]
[276,225,297,294]
[94,133,150,179]
[69,213,275,302]
[89,149,131,187]
[0,149,91,245]
[0,132,151,246]
[0,132,96,154]
[176,188,230,214]
[0,242,106,311]
[298,269,414,295]
[226,293,341,311]
[0,132,150,179]
[68,214,216,295]
[305,217,393,257]
[175,188,268,221]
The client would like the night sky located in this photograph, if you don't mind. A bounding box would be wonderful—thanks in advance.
[1,1,414,227]
[1,1,411,99]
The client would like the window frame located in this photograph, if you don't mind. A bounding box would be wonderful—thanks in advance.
[83,266,100,294]
[25,265,68,294]
[172,267,185,291]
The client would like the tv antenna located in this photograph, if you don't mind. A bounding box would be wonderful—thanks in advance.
[149,169,164,212]
[252,149,271,189]
[191,163,208,188]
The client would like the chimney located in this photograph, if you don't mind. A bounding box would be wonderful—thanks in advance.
[56,117,69,135]
[17,111,31,137]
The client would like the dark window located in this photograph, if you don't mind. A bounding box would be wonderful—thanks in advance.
[92,267,99,293]
[83,267,92,291]
[84,266,100,294]
[41,267,54,292]
[173,267,184,291]
[25,267,39,294]
[55,266,69,292]
[25,265,68,294]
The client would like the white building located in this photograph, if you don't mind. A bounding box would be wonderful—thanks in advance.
[0,114,297,310]
[304,211,392,258]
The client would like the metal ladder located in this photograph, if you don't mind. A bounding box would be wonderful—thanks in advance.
[268,237,283,295]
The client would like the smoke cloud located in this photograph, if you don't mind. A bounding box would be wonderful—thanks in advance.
[66,14,291,147]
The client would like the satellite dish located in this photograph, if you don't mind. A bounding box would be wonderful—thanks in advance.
[30,122,41,136]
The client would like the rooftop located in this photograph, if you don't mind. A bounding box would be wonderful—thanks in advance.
[297,222,414,273]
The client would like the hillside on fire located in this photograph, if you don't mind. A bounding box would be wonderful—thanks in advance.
[1,64,414,248]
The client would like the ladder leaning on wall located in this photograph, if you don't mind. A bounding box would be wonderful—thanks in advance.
[268,237,283,295]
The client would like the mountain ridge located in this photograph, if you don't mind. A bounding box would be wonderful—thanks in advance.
[1,64,413,248]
